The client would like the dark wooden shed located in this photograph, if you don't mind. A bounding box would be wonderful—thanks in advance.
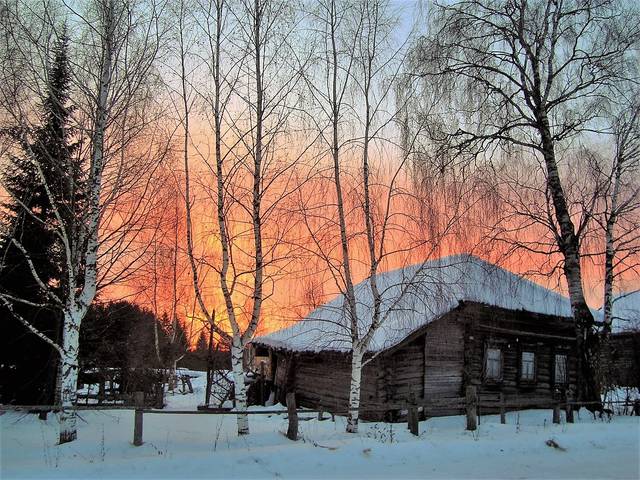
[251,255,579,420]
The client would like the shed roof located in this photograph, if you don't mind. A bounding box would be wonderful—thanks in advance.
[253,254,574,354]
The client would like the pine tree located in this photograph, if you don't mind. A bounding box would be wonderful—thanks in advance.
[195,330,209,359]
[0,31,81,404]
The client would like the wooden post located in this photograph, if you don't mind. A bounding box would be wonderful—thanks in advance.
[286,392,298,441]
[133,391,144,446]
[565,402,574,423]
[553,402,561,424]
[408,405,419,436]
[564,392,573,423]
[466,386,477,431]
[98,380,105,405]
[259,362,266,406]
[155,384,164,409]
[204,324,214,407]
[499,393,506,425]
[317,404,324,421]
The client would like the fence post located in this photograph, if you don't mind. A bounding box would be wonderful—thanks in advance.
[155,386,164,409]
[499,393,506,425]
[98,380,105,405]
[565,392,574,423]
[286,392,298,441]
[133,391,144,446]
[553,401,561,424]
[259,362,266,406]
[466,386,477,431]
[317,404,324,421]
[408,405,419,436]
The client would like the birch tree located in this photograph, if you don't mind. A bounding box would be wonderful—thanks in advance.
[179,0,305,435]
[0,0,164,443]
[597,87,640,335]
[409,0,640,403]
[300,0,470,433]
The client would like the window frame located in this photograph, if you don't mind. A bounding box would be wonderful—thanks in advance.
[520,350,537,383]
[483,346,503,382]
[553,353,569,385]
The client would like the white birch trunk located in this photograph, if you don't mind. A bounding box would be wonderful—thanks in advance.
[231,340,249,435]
[346,347,364,434]
[58,309,81,444]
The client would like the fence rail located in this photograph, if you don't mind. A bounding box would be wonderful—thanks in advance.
[3,388,639,446]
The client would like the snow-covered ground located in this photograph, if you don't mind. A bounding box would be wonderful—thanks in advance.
[2,371,639,479]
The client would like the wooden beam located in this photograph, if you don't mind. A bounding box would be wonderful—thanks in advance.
[477,324,575,341]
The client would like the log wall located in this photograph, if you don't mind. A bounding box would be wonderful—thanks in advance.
[461,303,577,411]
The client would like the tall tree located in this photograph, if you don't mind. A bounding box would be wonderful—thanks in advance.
[597,86,640,336]
[410,0,640,403]
[181,0,305,435]
[0,31,78,405]
[0,0,165,443]
[299,0,468,433]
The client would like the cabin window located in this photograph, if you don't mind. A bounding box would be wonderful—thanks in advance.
[485,347,502,380]
[520,351,536,381]
[554,354,568,384]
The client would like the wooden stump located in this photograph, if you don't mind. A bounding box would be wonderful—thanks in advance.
[499,393,506,425]
[286,392,298,441]
[133,391,144,446]
[466,386,477,431]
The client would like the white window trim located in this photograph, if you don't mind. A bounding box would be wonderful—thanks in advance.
[485,347,502,380]
[554,354,568,384]
[520,351,536,381]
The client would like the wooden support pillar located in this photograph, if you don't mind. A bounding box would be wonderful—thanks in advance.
[133,391,144,446]
[408,405,419,436]
[466,386,477,431]
[553,402,561,424]
[286,392,298,441]
[499,393,506,425]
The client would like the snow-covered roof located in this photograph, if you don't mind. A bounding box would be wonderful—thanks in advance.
[611,291,640,333]
[253,254,573,353]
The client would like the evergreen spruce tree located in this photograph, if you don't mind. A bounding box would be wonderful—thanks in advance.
[195,330,209,359]
[0,31,81,404]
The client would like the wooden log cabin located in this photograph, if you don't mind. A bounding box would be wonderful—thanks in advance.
[250,255,579,421]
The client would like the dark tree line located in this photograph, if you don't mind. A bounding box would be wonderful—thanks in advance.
[79,301,189,394]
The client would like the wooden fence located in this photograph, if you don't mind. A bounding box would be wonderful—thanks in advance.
[2,386,638,447]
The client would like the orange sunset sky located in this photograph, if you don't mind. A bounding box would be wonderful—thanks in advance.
[100,121,639,346]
